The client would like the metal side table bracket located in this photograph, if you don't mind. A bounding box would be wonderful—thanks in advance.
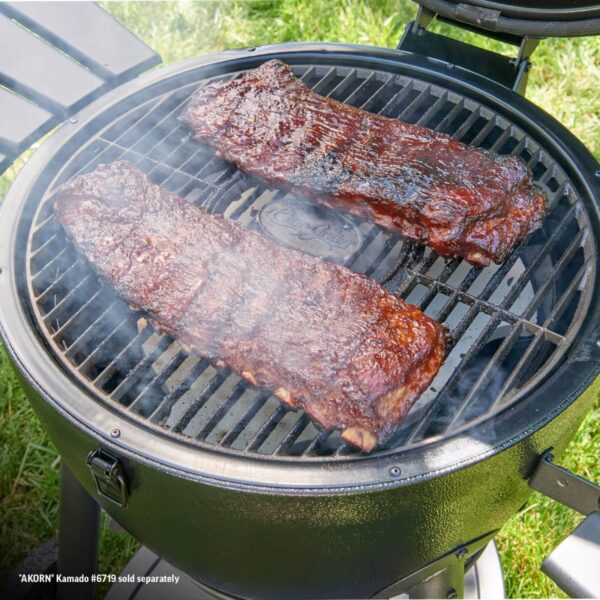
[529,450,600,598]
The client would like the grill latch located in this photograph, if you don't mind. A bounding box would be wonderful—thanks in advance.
[87,449,128,508]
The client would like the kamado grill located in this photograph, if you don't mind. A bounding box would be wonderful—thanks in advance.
[1,1,600,599]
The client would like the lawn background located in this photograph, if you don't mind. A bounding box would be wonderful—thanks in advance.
[0,1,598,598]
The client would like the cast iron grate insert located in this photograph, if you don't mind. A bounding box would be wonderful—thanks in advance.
[24,60,596,459]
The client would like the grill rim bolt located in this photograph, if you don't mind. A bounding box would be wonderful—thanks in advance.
[110,428,121,438]
[447,587,458,599]
[455,546,468,558]
[389,466,401,477]
[594,170,600,178]
[69,116,78,124]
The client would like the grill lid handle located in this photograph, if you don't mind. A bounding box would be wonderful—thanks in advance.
[412,1,600,37]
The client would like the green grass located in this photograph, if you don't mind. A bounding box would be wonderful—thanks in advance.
[1,1,599,598]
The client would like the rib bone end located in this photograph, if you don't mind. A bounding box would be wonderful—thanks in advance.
[342,426,377,452]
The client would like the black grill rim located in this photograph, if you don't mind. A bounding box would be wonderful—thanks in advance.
[1,42,599,492]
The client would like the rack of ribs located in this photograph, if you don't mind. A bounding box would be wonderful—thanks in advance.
[181,59,546,266]
[54,161,448,452]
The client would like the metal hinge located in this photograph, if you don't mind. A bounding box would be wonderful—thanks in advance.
[529,449,600,515]
[398,5,540,95]
[87,448,128,508]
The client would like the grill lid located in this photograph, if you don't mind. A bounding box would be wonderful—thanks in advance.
[1,43,599,490]
[415,0,600,36]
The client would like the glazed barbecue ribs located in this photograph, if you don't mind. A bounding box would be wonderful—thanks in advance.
[54,161,448,452]
[181,59,546,266]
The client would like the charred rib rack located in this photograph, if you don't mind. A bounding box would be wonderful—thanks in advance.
[182,59,547,266]
[54,161,448,452]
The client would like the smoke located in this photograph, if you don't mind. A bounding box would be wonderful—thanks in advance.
[9,44,572,462]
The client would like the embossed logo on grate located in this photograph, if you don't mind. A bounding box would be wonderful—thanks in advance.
[258,194,362,260]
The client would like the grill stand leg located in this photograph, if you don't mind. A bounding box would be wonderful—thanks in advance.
[57,462,100,600]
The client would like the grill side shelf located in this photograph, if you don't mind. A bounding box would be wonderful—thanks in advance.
[0,2,161,175]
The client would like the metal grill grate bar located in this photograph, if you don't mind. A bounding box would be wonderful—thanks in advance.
[407,272,565,341]
[404,314,503,444]
[194,378,250,441]
[401,223,587,439]
[396,85,434,122]
[77,315,132,376]
[50,284,106,340]
[92,326,154,387]
[108,333,173,402]
[63,300,122,361]
[361,75,396,111]
[451,106,482,140]
[494,330,552,402]
[275,414,311,455]
[543,260,593,333]
[31,246,73,291]
[416,91,449,128]
[22,59,596,459]
[328,68,358,99]
[500,213,582,313]
[445,322,525,427]
[470,116,498,147]
[380,79,416,117]
[344,71,378,106]
[218,390,273,448]
[127,348,189,412]
[148,358,210,423]
[40,270,94,322]
[310,66,338,94]
[246,405,288,452]
[522,229,587,320]
[169,370,229,434]
[489,125,513,153]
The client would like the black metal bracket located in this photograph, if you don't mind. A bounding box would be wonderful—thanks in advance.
[398,5,540,95]
[87,448,129,508]
[529,450,600,598]
[529,449,600,515]
[373,531,496,598]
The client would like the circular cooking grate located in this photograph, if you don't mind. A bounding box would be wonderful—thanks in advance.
[22,53,597,460]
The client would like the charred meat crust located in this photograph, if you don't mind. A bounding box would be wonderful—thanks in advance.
[181,59,547,267]
[54,161,449,452]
